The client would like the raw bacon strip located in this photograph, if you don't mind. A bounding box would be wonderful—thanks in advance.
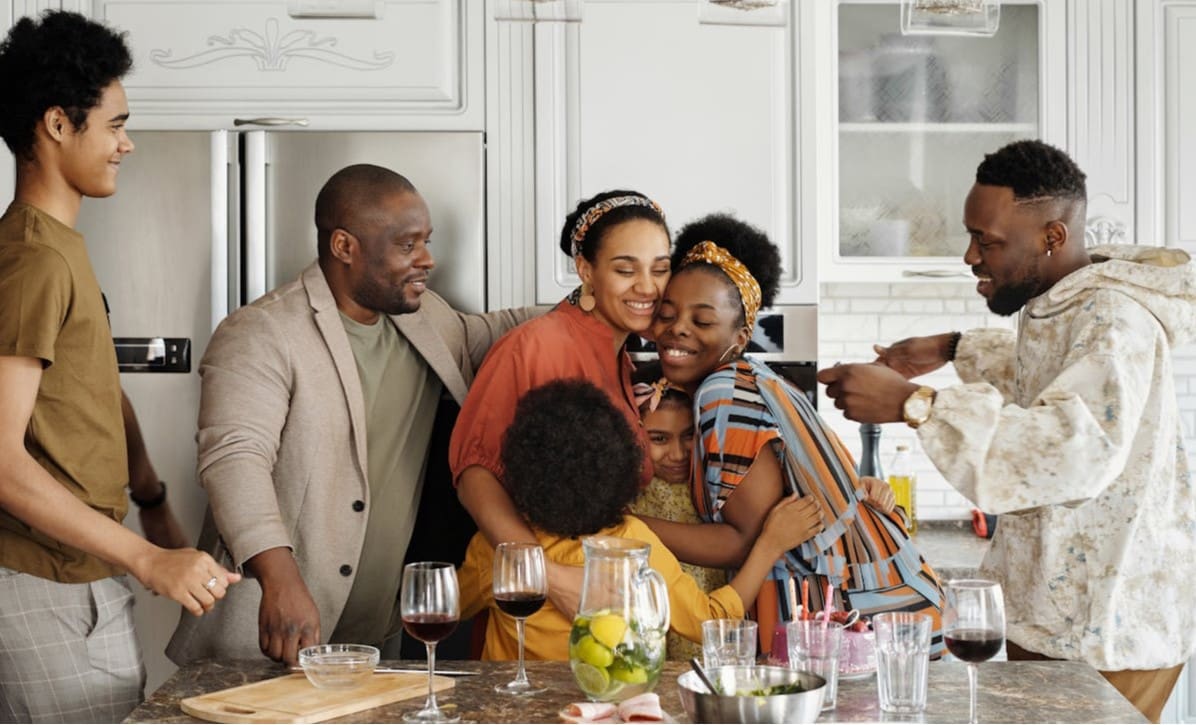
[616,693,664,722]
[560,702,618,723]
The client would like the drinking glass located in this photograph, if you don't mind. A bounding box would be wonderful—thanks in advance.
[874,612,932,713]
[787,620,844,711]
[944,579,1005,724]
[701,619,758,669]
[401,562,461,723]
[492,543,548,695]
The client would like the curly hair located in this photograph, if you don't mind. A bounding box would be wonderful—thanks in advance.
[0,11,132,159]
[975,139,1087,203]
[557,189,670,262]
[502,379,644,538]
[670,213,782,322]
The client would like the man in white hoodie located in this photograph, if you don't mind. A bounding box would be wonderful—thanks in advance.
[819,139,1196,723]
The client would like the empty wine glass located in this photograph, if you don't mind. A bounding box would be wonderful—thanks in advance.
[492,542,548,695]
[401,562,461,723]
[944,579,1005,724]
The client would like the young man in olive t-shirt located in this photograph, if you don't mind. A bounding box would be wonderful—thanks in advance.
[0,12,240,722]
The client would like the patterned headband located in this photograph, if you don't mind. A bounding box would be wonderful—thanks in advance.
[679,240,763,331]
[569,195,664,258]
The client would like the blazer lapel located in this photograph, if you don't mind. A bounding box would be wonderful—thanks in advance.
[392,310,470,404]
[302,263,369,485]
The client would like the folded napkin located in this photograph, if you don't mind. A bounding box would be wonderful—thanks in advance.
[560,693,664,723]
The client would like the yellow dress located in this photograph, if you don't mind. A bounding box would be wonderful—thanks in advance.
[457,515,743,661]
[631,476,730,662]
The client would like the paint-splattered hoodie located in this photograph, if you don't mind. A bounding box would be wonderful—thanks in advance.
[920,244,1196,670]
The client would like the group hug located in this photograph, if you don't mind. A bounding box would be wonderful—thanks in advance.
[2,10,1195,725]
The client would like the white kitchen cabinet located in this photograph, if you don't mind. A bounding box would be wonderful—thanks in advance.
[819,0,1067,283]
[529,0,817,305]
[80,0,484,131]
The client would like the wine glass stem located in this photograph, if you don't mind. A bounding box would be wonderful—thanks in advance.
[514,617,530,686]
[425,642,440,713]
[967,662,978,724]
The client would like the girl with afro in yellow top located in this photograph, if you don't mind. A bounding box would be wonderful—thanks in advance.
[457,379,822,661]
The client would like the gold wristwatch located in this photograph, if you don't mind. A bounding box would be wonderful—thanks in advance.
[903,386,936,429]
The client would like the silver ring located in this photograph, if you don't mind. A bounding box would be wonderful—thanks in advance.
[203,576,218,590]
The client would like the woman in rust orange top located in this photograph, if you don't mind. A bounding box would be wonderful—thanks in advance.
[449,190,670,615]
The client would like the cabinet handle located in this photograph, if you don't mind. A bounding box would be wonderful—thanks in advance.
[901,269,971,278]
[233,117,309,127]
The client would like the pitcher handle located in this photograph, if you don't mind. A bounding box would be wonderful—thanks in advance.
[637,567,671,634]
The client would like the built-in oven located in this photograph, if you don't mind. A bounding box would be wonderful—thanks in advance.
[628,305,819,407]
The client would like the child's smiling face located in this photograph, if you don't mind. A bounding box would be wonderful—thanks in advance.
[644,403,694,485]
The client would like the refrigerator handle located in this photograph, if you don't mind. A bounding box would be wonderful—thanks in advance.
[244,131,268,303]
[210,131,229,330]
[233,117,309,127]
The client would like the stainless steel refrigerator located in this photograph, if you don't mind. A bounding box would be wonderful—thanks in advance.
[75,129,485,691]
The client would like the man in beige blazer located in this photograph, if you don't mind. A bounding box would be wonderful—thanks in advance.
[167,164,536,665]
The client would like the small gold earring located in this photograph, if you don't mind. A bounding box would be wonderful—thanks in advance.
[579,282,596,312]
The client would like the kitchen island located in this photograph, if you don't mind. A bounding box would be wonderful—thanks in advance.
[126,657,1145,723]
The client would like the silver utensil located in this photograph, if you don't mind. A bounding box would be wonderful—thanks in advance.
[689,657,720,695]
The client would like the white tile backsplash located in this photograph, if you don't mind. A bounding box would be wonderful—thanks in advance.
[818,282,1196,522]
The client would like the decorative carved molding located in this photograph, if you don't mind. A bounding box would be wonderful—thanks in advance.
[1085,216,1128,247]
[149,17,395,72]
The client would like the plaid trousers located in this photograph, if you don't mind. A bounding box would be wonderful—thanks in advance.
[0,567,145,723]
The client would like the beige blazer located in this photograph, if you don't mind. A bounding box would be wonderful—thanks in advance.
[167,262,535,664]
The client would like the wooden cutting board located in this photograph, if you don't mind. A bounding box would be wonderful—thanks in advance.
[180,673,454,723]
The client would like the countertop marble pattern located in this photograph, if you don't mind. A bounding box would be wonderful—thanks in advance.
[125,658,1144,723]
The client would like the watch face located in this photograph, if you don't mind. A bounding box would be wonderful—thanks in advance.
[905,392,932,422]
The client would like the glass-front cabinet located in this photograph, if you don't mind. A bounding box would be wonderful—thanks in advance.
[819,0,1066,282]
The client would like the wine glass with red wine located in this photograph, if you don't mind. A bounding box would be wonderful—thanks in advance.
[944,579,1006,724]
[401,562,461,723]
[492,542,548,695]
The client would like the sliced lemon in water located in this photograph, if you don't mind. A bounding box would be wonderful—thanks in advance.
[609,663,648,684]
[572,662,611,696]
[574,635,615,668]
[589,613,627,649]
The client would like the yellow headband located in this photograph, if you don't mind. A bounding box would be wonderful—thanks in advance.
[679,240,762,331]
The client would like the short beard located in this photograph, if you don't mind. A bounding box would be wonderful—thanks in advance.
[986,276,1042,316]
[353,276,420,316]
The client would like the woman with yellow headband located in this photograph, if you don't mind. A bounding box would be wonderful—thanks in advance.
[643,213,946,661]
[450,189,671,618]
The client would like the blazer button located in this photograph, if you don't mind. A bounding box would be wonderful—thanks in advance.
[340,564,353,577]
[352,500,365,512]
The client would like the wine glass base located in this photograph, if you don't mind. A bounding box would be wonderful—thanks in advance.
[495,681,548,696]
[402,707,461,724]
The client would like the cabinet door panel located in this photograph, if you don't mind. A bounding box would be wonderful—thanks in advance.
[534,0,813,304]
[94,0,482,129]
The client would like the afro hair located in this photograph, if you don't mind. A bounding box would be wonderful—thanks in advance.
[502,379,644,538]
[670,213,782,319]
[975,139,1087,203]
[0,10,132,159]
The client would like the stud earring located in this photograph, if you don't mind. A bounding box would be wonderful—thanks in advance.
[579,282,596,312]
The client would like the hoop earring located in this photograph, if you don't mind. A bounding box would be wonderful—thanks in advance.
[579,282,596,312]
[717,344,741,365]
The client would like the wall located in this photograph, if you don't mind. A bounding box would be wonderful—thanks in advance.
[817,280,1196,521]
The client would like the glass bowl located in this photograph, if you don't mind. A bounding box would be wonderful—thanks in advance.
[298,644,379,690]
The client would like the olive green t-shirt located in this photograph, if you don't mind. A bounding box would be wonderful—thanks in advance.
[331,312,440,646]
[0,202,127,582]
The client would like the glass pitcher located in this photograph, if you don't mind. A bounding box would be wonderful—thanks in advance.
[569,536,670,702]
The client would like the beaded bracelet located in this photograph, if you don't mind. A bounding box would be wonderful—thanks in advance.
[130,481,167,509]
[946,331,963,362]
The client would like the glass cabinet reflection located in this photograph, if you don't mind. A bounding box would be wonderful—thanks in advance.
[836,2,1041,266]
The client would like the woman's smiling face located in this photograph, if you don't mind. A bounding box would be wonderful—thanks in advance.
[651,266,750,392]
[576,218,671,337]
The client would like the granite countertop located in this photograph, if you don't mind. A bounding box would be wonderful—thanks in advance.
[911,519,992,581]
[125,658,1144,723]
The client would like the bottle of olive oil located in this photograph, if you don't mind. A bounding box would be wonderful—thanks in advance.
[888,444,917,535]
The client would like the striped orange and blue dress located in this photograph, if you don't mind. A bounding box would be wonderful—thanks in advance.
[691,358,946,657]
